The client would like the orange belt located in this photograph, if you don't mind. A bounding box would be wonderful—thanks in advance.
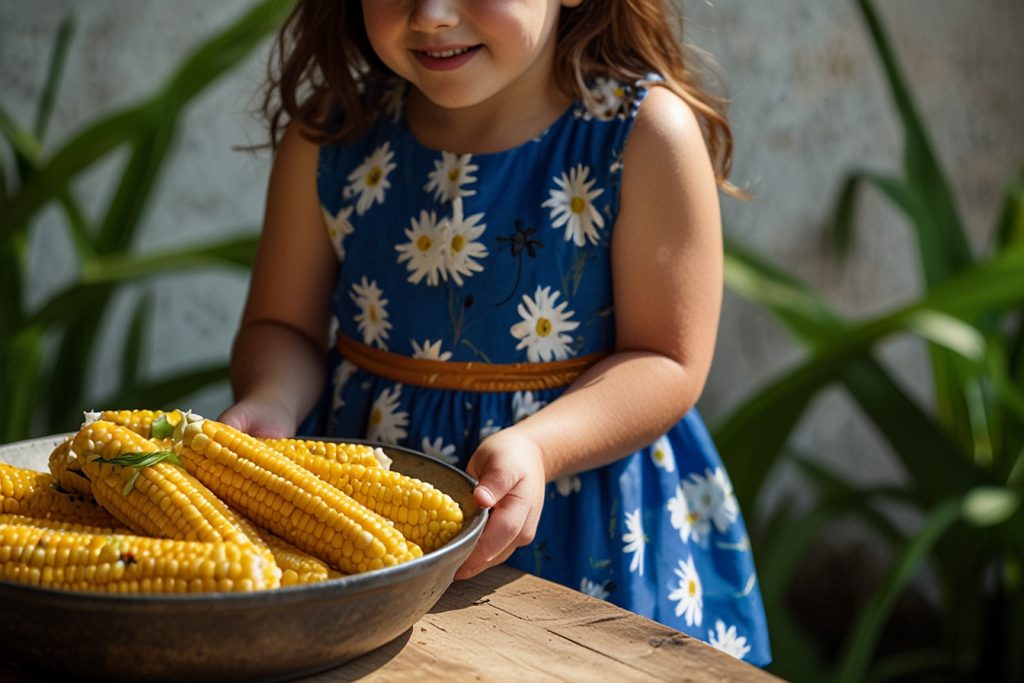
[336,334,609,392]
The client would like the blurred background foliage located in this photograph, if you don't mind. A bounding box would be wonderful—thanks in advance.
[1,0,1021,681]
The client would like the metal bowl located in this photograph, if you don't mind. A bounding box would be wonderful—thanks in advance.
[0,435,487,682]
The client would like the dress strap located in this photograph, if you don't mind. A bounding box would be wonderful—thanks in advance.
[337,334,610,392]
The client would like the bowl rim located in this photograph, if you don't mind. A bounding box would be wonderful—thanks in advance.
[0,436,487,607]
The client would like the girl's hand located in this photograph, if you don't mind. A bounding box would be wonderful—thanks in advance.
[218,397,295,439]
[455,428,547,580]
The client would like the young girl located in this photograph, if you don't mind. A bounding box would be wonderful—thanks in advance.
[222,0,769,665]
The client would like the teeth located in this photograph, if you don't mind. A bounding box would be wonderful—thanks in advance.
[424,46,471,59]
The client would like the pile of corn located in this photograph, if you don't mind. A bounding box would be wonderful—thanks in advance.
[0,410,464,594]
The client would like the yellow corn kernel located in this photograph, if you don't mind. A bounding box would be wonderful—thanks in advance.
[0,521,272,593]
[48,436,92,496]
[0,512,127,536]
[176,413,421,574]
[97,409,182,440]
[260,437,389,469]
[71,420,281,588]
[255,528,343,586]
[0,462,117,527]
[282,450,463,553]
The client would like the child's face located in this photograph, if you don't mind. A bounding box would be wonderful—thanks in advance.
[362,0,577,110]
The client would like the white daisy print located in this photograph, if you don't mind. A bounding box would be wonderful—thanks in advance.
[442,197,488,286]
[554,475,581,497]
[701,467,739,534]
[667,477,711,545]
[411,339,452,361]
[331,360,357,410]
[381,79,406,123]
[512,391,546,422]
[622,508,647,576]
[668,556,703,627]
[587,77,627,120]
[350,277,392,349]
[708,621,751,661]
[366,385,408,444]
[580,577,611,600]
[421,436,458,465]
[650,435,676,473]
[322,205,354,260]
[510,285,579,362]
[425,152,478,202]
[478,419,503,440]
[396,210,447,286]
[345,142,397,215]
[541,164,605,247]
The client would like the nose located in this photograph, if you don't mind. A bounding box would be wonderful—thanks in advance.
[409,0,460,32]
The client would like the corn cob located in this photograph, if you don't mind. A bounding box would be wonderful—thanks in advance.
[47,436,93,496]
[95,409,182,440]
[0,462,118,527]
[260,438,389,470]
[0,512,127,535]
[71,420,281,588]
[175,413,422,574]
[256,529,343,586]
[282,453,463,553]
[0,521,272,593]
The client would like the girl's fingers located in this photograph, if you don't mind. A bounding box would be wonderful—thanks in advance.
[455,490,531,579]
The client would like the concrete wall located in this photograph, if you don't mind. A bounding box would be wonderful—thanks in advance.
[3,1,1023,515]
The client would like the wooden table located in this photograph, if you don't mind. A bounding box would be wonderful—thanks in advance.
[308,564,778,682]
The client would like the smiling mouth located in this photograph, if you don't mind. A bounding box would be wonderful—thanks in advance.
[422,46,474,59]
[413,44,482,71]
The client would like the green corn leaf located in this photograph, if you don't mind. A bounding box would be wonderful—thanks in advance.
[834,498,962,683]
[151,415,175,440]
[34,15,75,142]
[93,450,184,495]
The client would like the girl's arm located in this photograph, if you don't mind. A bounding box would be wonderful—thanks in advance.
[458,86,724,578]
[219,124,338,438]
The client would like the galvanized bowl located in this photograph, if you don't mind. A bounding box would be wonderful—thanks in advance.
[0,435,487,682]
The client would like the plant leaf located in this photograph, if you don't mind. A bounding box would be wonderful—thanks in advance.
[961,486,1021,527]
[93,450,183,495]
[150,415,174,440]
[34,15,76,142]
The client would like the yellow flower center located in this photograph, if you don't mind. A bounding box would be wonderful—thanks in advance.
[570,196,587,214]
[451,234,465,253]
[687,511,700,526]
[368,304,378,322]
[417,235,432,252]
[653,448,665,463]
[370,408,381,426]
[366,166,383,186]
[688,579,697,597]
[448,168,461,182]
[535,318,552,337]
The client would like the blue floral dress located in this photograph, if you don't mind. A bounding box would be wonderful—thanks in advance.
[314,77,770,666]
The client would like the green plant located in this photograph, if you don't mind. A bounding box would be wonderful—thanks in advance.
[0,1,292,442]
[717,1,1024,681]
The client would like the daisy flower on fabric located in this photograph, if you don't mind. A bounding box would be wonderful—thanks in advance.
[510,285,579,362]
[587,77,627,120]
[345,142,396,215]
[479,419,503,440]
[396,210,447,286]
[424,152,478,202]
[366,385,408,444]
[350,277,392,349]
[411,339,452,361]
[381,78,407,123]
[708,621,751,661]
[421,436,458,465]
[554,475,581,497]
[699,467,739,534]
[541,164,605,247]
[442,197,489,286]
[330,360,357,410]
[667,476,711,544]
[580,577,611,600]
[512,391,546,422]
[668,556,703,627]
[650,435,676,473]
[322,205,354,260]
[622,508,647,576]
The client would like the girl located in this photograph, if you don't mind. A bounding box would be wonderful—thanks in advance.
[222,0,770,665]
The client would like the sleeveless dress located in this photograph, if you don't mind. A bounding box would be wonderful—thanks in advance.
[314,77,771,666]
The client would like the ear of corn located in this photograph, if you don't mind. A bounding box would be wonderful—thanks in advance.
[47,437,93,496]
[282,452,463,553]
[0,521,273,593]
[0,462,119,527]
[0,512,127,535]
[71,420,281,588]
[94,409,182,440]
[260,437,390,470]
[175,413,422,574]
[255,528,344,585]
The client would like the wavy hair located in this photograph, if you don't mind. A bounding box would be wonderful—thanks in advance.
[260,0,739,194]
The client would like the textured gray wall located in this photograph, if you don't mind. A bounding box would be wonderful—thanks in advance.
[3,1,1023,515]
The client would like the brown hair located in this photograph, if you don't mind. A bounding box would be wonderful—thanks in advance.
[261,0,739,194]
